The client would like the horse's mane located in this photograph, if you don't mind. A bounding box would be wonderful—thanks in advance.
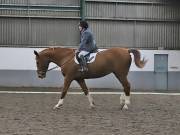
[38,47,55,57]
[39,47,75,57]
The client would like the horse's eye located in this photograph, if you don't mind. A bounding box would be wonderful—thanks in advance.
[36,62,39,65]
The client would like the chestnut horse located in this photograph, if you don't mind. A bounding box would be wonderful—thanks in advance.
[34,47,146,110]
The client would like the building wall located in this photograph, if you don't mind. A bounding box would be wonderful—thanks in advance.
[0,0,80,47]
[0,70,180,90]
[0,18,80,47]
[86,0,180,49]
[0,0,180,49]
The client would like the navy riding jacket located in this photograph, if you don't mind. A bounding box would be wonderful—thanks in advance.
[78,28,97,52]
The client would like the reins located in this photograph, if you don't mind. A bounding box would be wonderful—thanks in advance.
[47,49,75,72]
[47,66,59,71]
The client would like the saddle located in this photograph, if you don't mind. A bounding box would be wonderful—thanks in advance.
[74,50,99,64]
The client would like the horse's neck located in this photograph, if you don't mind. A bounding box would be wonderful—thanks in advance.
[50,48,74,66]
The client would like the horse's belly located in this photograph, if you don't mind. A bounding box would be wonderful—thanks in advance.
[84,70,112,79]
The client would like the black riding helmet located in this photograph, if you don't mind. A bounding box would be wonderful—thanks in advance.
[79,20,88,29]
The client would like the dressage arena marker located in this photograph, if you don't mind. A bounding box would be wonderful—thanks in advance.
[0,91,180,96]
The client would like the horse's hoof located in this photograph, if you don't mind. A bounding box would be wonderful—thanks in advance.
[53,106,58,110]
[122,104,128,110]
[92,101,95,105]
[120,103,125,110]
[89,104,95,109]
[53,105,62,110]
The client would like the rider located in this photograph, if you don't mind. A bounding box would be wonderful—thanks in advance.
[77,20,97,72]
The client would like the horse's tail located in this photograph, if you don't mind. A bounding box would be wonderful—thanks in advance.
[128,49,147,68]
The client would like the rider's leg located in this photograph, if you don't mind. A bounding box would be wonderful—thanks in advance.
[78,51,89,72]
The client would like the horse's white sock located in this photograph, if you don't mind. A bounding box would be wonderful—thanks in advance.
[57,99,64,106]
[87,94,94,106]
[125,96,130,105]
[53,98,64,109]
[120,93,125,104]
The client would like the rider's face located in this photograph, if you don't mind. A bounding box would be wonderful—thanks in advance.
[79,25,83,32]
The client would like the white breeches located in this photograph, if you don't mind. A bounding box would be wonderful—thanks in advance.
[78,51,89,57]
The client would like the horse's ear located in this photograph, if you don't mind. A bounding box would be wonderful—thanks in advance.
[34,50,39,57]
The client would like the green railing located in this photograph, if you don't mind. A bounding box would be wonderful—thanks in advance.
[80,0,85,20]
[0,1,87,19]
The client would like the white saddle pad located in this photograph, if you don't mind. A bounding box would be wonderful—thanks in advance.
[74,49,104,64]
[74,52,98,64]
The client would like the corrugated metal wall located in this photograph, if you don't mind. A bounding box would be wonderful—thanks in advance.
[0,17,80,47]
[0,0,80,47]
[0,0,180,49]
[0,0,79,5]
[86,0,180,49]
[89,20,180,49]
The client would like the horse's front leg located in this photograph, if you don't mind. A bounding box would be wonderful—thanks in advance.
[53,78,72,109]
[76,79,95,108]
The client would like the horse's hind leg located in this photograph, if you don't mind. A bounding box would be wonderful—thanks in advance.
[76,79,95,108]
[114,74,131,110]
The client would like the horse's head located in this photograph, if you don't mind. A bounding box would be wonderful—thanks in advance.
[34,50,50,79]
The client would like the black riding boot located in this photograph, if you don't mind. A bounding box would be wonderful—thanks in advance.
[79,55,88,72]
